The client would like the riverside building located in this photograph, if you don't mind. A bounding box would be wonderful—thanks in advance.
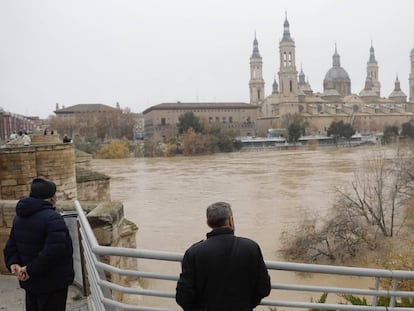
[252,14,414,136]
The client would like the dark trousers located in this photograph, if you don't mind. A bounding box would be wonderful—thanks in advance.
[25,287,68,311]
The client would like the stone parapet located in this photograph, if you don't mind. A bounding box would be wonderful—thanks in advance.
[0,143,76,200]
[76,167,111,201]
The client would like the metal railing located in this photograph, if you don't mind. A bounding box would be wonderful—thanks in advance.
[74,200,414,311]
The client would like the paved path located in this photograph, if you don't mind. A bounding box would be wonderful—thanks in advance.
[0,274,88,310]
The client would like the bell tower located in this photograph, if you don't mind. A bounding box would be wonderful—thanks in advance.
[249,34,265,105]
[367,42,381,96]
[278,12,298,98]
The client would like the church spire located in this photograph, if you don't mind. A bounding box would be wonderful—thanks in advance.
[366,41,380,96]
[368,41,377,64]
[251,31,261,58]
[281,11,293,42]
[249,32,265,105]
[332,42,341,67]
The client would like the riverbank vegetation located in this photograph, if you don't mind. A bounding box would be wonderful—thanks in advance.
[281,142,414,271]
[140,112,242,157]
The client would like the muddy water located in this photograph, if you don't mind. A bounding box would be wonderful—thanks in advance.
[90,146,380,309]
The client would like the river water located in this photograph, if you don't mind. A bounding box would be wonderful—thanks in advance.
[90,146,381,309]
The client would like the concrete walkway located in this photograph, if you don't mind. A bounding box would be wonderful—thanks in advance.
[0,274,88,310]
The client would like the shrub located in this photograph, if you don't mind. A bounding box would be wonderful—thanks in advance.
[95,139,130,159]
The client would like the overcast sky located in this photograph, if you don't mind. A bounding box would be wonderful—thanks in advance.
[0,0,413,118]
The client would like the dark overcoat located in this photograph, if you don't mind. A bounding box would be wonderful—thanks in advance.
[3,196,74,294]
[176,227,271,311]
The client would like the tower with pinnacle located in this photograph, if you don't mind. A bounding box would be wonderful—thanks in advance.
[366,43,381,96]
[278,13,298,98]
[249,34,265,105]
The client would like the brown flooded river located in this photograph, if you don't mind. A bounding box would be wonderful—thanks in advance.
[90,146,382,309]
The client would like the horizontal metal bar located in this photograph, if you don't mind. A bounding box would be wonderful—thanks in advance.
[96,261,179,281]
[266,260,414,279]
[272,282,414,298]
[99,279,175,298]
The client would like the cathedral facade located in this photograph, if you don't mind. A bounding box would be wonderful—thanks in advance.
[250,15,414,137]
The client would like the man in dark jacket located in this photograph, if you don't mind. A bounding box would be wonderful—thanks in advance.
[176,201,271,311]
[3,178,74,311]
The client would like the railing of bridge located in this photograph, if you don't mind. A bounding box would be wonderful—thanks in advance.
[74,200,414,311]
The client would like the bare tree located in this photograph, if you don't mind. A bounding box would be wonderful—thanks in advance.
[336,147,413,238]
[282,145,414,263]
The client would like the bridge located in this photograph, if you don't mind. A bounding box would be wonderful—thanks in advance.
[72,200,414,311]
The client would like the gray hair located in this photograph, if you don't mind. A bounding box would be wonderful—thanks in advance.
[206,202,233,228]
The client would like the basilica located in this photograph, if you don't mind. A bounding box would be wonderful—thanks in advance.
[250,15,414,136]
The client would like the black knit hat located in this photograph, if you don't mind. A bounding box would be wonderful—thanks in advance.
[30,178,56,199]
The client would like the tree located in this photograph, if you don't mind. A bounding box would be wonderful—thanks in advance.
[401,121,414,140]
[48,115,77,138]
[283,147,414,263]
[177,112,203,134]
[382,125,399,144]
[281,113,307,142]
[327,120,355,144]
[180,128,212,155]
[288,122,303,143]
[336,148,413,238]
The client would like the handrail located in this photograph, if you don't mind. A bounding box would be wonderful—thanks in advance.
[74,200,414,311]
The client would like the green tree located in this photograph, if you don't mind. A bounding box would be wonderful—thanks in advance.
[401,121,414,140]
[327,120,355,144]
[288,121,303,143]
[281,113,307,142]
[382,125,399,144]
[177,112,203,134]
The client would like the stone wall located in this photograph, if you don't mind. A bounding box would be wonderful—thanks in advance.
[76,167,111,201]
[0,143,77,200]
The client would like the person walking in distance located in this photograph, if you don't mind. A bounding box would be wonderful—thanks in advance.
[3,178,74,311]
[176,201,271,311]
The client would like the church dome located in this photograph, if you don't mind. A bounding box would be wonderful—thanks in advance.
[323,45,351,95]
[324,66,350,81]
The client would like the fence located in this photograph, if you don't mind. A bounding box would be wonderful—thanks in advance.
[74,200,414,311]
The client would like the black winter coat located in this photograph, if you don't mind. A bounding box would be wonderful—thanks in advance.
[176,227,271,311]
[3,197,74,294]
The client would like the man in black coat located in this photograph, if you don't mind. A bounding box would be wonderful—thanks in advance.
[3,178,74,311]
[176,201,271,311]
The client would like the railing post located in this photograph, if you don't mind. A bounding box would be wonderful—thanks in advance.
[372,277,380,306]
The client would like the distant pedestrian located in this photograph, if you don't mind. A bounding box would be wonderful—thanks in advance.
[3,178,74,311]
[62,134,71,143]
[22,133,31,146]
[9,131,17,141]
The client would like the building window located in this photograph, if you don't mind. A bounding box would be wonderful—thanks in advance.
[229,116,233,123]
[161,118,166,125]
[222,117,226,123]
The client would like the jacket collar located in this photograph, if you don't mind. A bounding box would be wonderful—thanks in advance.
[206,227,234,239]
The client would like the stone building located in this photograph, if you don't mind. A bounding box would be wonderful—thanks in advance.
[0,108,37,143]
[251,14,414,136]
[143,102,258,139]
